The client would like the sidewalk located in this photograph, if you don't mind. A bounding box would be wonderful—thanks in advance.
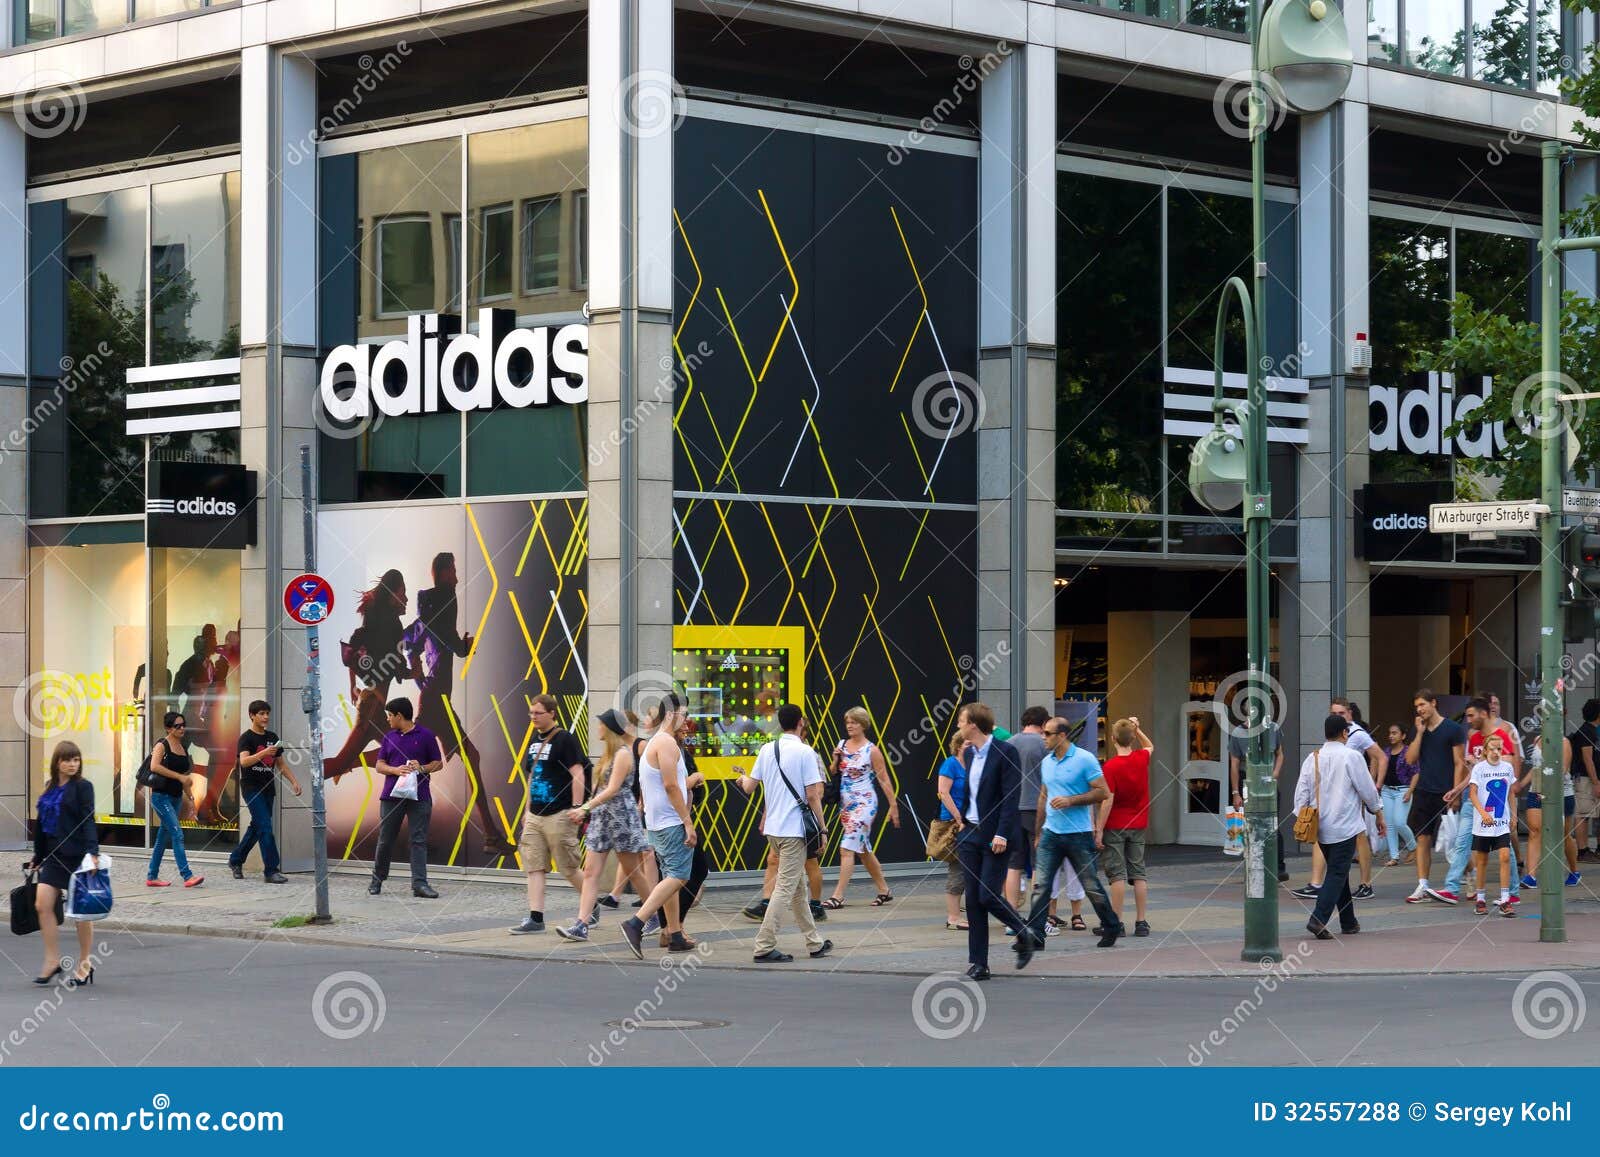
[46,848,1600,978]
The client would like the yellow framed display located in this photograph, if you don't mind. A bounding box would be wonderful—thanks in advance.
[672,625,806,780]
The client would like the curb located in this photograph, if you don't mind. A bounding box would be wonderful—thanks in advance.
[103,918,1600,981]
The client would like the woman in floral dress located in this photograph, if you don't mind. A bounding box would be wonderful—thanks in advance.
[821,707,900,907]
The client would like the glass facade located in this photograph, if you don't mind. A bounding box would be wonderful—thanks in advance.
[1055,165,1299,558]
[27,170,241,520]
[1365,0,1571,89]
[18,0,209,43]
[318,117,589,504]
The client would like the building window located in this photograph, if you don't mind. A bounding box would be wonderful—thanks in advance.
[445,214,462,313]
[572,189,589,291]
[477,203,514,301]
[18,0,209,43]
[1362,0,1567,90]
[521,194,562,294]
[375,216,435,318]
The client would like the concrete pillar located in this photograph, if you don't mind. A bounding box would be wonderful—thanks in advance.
[586,0,674,729]
[976,42,1055,724]
[1107,610,1190,846]
[1296,98,1370,763]
[0,115,27,844]
[239,46,319,869]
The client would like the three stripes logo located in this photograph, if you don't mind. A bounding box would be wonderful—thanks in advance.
[146,499,177,515]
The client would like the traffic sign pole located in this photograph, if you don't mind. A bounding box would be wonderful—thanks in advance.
[299,445,331,925]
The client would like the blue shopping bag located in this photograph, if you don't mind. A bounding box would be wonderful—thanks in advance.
[66,856,113,921]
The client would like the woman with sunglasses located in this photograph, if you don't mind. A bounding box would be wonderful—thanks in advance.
[145,711,203,888]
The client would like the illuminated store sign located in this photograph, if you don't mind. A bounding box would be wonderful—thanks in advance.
[319,309,588,422]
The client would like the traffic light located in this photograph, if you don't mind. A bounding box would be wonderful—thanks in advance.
[1569,531,1600,598]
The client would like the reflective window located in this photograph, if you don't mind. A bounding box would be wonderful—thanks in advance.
[1406,0,1468,76]
[1185,0,1247,34]
[1474,0,1532,87]
[1368,0,1401,64]
[376,216,436,318]
[477,204,514,301]
[572,190,589,290]
[63,0,125,36]
[151,172,241,362]
[1534,0,1567,94]
[19,0,212,43]
[521,195,562,294]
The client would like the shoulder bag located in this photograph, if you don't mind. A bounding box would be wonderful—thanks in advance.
[772,742,825,861]
[821,743,843,809]
[1292,751,1321,844]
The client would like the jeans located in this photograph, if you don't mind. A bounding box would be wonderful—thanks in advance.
[1380,786,1416,860]
[956,831,1028,967]
[230,789,279,876]
[1445,808,1519,896]
[146,790,192,880]
[754,835,822,955]
[1025,830,1119,941]
[372,797,432,886]
[1311,835,1359,932]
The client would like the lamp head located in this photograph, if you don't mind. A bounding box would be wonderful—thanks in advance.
[1187,417,1248,513]
[1259,0,1354,114]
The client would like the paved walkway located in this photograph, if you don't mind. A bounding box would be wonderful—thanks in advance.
[27,846,1600,978]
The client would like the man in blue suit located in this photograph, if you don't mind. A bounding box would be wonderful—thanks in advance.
[953,702,1029,980]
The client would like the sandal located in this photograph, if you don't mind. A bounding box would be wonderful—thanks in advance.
[945,920,970,931]
[1384,858,1400,868]
[821,897,845,910]
[871,893,894,906]
[1069,914,1086,931]
[1046,914,1065,929]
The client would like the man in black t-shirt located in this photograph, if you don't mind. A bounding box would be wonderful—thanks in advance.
[228,700,301,882]
[510,695,589,935]
[1570,699,1600,859]
[1402,688,1466,905]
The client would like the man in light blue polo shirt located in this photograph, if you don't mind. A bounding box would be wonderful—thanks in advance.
[1015,716,1123,967]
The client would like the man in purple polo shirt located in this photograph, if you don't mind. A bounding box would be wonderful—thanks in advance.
[368,697,445,898]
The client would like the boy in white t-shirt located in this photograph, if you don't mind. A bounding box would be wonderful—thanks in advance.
[1468,733,1518,918]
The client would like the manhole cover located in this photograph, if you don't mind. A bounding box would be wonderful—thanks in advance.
[603,1018,729,1031]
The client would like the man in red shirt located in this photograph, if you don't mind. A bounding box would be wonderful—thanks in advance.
[1096,716,1153,936]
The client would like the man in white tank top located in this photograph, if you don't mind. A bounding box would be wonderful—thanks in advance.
[619,694,699,958]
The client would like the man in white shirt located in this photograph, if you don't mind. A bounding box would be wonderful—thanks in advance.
[1294,714,1386,940]
[1295,698,1388,901]
[736,704,830,962]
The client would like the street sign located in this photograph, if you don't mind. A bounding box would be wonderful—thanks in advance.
[284,573,334,625]
[1428,501,1547,534]
[1564,487,1600,517]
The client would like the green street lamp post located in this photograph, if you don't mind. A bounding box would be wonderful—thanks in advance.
[1188,0,1352,963]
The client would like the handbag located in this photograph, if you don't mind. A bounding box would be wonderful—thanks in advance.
[1292,751,1321,844]
[65,855,113,922]
[10,868,42,936]
[135,743,184,796]
[822,745,843,809]
[772,743,825,861]
[925,818,958,863]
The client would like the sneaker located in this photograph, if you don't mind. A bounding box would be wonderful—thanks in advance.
[1499,900,1518,918]
[620,916,645,959]
[1044,921,1062,937]
[1404,883,1428,903]
[585,908,602,928]
[597,894,620,909]
[668,932,697,953]
[1134,920,1151,937]
[1522,874,1538,889]
[1426,888,1458,905]
[809,899,828,922]
[1567,871,1582,887]
[510,916,545,935]
[1508,894,1521,905]
[554,921,588,942]
[229,863,243,880]
[641,914,661,936]
[1291,883,1321,898]
[1354,883,1374,900]
[742,899,769,922]
[631,898,644,908]
[1474,897,1487,915]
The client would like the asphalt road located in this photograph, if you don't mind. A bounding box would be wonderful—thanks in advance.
[0,933,1594,1067]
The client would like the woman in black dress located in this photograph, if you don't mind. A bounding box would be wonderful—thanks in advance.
[28,740,99,986]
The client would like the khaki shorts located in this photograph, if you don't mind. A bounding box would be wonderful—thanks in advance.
[1099,828,1147,883]
[1574,774,1600,825]
[520,810,581,875]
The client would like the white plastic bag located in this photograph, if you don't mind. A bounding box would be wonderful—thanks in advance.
[65,854,113,922]
[1437,809,1459,857]
[390,771,419,801]
[1223,807,1245,856]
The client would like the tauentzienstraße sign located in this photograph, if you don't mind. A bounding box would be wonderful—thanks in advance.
[1428,500,1547,534]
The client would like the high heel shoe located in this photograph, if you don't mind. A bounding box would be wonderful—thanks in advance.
[31,964,62,986]
[66,968,94,988]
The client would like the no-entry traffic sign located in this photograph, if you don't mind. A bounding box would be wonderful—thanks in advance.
[284,573,335,626]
